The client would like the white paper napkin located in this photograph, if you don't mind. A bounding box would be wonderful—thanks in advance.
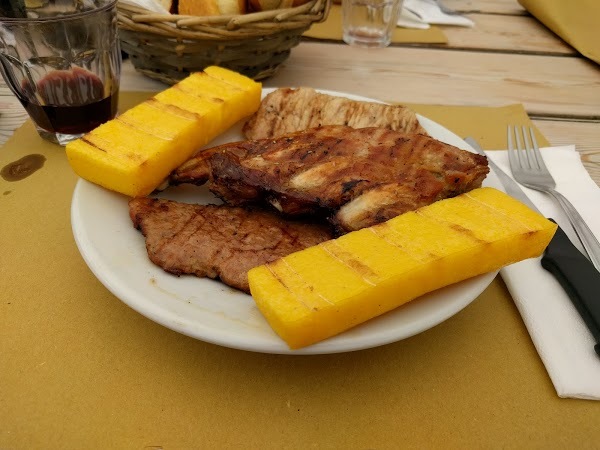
[486,145,600,400]
[398,0,474,29]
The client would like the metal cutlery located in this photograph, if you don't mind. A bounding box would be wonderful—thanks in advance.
[465,136,600,357]
[507,125,600,272]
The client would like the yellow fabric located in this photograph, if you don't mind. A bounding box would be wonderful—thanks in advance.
[519,0,600,64]
[304,4,448,44]
[5,93,599,448]
[405,103,550,149]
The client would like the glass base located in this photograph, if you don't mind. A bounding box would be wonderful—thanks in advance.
[35,126,85,146]
[343,31,391,48]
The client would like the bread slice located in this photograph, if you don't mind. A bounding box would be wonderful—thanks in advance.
[248,0,310,11]
[155,0,176,13]
[178,0,245,15]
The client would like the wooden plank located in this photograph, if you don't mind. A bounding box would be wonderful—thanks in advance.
[533,119,600,186]
[442,0,526,15]
[440,13,575,55]
[268,42,600,118]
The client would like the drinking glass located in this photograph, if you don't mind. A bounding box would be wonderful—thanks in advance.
[0,0,121,145]
[342,0,404,48]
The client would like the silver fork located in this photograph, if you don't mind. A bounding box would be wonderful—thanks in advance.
[507,125,600,272]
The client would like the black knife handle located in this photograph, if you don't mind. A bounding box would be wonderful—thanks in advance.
[541,220,600,358]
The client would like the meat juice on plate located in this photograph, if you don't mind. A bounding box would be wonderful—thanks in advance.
[342,0,401,47]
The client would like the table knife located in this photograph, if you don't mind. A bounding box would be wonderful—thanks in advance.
[464,137,600,357]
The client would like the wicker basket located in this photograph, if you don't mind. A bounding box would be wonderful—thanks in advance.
[117,0,331,84]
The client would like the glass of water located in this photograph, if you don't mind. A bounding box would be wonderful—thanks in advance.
[342,0,404,48]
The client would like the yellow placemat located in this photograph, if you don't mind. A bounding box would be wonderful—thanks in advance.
[304,4,448,44]
[519,0,600,64]
[1,94,597,448]
[405,103,550,149]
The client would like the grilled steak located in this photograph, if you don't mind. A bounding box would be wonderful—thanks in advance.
[129,198,333,293]
[242,87,427,140]
[171,125,489,232]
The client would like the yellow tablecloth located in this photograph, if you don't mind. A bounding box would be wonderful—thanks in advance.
[405,103,549,148]
[519,0,600,64]
[1,94,596,447]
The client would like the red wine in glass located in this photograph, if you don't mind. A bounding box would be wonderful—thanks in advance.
[20,66,118,135]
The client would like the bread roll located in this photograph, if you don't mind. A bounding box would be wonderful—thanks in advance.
[178,0,246,16]
[248,0,311,12]
[155,0,177,13]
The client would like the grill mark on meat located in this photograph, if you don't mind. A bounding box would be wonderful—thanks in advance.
[243,87,428,140]
[171,125,489,233]
[342,179,368,194]
[289,159,352,192]
[154,210,202,266]
[129,197,333,293]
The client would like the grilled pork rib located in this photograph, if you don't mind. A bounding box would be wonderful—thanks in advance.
[242,87,427,140]
[171,125,489,232]
[129,198,333,293]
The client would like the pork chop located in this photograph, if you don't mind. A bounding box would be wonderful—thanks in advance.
[171,125,489,232]
[129,198,333,293]
[242,87,427,140]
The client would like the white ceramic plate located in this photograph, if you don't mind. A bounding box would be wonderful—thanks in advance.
[71,88,502,355]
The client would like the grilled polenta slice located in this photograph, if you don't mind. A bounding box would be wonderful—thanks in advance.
[248,187,557,349]
[65,67,261,197]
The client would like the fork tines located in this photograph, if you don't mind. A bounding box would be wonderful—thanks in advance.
[507,125,548,172]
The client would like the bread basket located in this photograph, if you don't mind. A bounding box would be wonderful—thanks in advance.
[116,0,331,84]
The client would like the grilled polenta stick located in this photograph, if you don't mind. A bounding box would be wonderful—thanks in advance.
[249,187,557,349]
[66,66,261,197]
